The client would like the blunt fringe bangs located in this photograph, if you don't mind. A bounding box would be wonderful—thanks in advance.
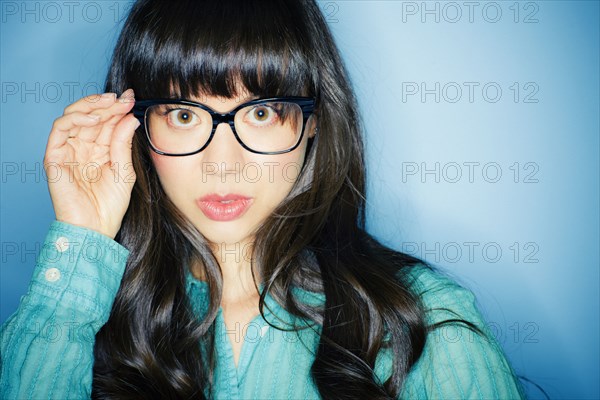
[115,0,318,101]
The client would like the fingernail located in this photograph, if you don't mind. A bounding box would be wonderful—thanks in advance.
[87,114,101,121]
[119,89,135,103]
[101,92,117,100]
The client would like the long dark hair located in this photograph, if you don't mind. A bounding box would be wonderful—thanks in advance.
[92,1,483,398]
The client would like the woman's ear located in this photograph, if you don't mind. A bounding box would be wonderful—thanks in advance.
[307,115,318,138]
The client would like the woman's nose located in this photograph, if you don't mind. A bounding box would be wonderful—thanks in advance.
[199,122,246,177]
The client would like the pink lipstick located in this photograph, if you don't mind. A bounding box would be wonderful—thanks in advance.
[196,193,253,221]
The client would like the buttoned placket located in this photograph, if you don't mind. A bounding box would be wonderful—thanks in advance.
[43,236,70,283]
[186,275,280,398]
[215,300,275,389]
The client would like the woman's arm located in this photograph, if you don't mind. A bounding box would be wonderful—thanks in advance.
[400,265,527,399]
[0,221,128,399]
[373,265,527,399]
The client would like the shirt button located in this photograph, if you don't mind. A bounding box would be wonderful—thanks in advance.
[55,237,69,252]
[45,268,61,282]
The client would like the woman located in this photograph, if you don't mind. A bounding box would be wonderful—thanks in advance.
[0,0,526,398]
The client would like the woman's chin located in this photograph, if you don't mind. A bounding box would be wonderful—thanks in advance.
[194,219,257,248]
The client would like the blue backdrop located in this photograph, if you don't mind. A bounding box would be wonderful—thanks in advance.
[1,1,598,399]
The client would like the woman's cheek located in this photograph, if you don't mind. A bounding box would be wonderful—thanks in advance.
[150,154,194,198]
[265,152,306,198]
[276,142,307,178]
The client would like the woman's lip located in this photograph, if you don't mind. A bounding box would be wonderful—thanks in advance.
[198,193,252,202]
[196,194,253,221]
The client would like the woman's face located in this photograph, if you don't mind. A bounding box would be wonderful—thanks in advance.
[150,90,316,249]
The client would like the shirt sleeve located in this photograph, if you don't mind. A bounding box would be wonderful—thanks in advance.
[398,265,527,399]
[0,221,129,400]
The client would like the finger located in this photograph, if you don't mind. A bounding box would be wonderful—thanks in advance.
[80,104,133,144]
[94,114,125,147]
[110,113,140,174]
[63,92,117,115]
[75,90,136,143]
[46,112,102,151]
[63,89,135,116]
[93,100,137,145]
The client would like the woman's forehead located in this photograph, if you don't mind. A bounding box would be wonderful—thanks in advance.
[168,80,289,102]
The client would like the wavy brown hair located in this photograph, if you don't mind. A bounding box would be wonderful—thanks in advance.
[92,1,482,398]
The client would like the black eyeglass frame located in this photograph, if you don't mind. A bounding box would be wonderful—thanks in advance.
[132,96,317,156]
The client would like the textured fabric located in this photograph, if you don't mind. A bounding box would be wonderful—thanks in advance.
[1,221,526,399]
[0,221,129,399]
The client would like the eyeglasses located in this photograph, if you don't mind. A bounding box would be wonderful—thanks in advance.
[132,97,316,156]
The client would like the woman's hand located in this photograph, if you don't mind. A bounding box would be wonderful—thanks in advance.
[43,89,140,239]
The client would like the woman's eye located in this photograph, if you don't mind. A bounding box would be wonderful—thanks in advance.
[167,109,197,128]
[247,105,279,125]
[253,107,270,121]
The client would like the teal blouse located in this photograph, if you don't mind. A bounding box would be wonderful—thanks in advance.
[0,221,526,399]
